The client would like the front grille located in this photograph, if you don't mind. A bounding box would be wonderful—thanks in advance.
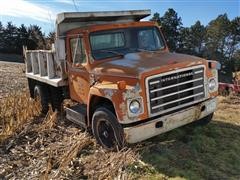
[146,66,205,115]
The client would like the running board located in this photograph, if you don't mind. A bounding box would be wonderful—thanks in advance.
[65,104,87,128]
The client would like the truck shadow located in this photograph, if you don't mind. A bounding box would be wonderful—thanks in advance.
[135,120,240,179]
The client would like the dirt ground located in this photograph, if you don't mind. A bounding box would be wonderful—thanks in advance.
[0,61,240,179]
[0,61,27,99]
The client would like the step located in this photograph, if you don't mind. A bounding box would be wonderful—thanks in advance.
[65,104,87,128]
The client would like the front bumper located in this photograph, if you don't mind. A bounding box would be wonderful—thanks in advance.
[124,97,217,143]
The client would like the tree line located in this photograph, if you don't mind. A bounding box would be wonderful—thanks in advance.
[150,9,240,78]
[0,22,54,54]
[0,8,239,78]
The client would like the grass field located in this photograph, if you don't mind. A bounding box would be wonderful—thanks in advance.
[0,61,240,179]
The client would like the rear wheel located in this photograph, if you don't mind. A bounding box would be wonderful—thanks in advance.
[34,85,49,114]
[92,107,124,150]
[49,86,63,112]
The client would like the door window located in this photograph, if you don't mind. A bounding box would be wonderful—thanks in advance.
[70,37,86,65]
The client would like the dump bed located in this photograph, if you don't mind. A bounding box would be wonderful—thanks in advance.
[24,46,67,87]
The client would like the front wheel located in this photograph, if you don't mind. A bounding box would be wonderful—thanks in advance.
[92,107,124,150]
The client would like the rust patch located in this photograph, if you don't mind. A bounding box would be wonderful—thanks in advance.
[103,89,114,99]
[121,83,142,122]
[122,83,141,101]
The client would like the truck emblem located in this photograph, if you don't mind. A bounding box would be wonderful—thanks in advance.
[160,72,194,82]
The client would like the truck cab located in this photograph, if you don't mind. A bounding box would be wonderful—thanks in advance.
[24,10,219,149]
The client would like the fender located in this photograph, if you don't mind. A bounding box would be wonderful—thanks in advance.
[87,81,144,125]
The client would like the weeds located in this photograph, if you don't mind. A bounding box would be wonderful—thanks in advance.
[36,107,57,132]
[0,91,40,143]
[214,95,240,125]
[0,91,137,179]
[83,148,138,179]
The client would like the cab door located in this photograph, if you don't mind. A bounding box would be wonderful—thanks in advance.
[67,34,90,104]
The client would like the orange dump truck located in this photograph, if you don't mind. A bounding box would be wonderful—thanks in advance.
[24,10,219,149]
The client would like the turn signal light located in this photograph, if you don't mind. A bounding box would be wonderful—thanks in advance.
[117,81,126,90]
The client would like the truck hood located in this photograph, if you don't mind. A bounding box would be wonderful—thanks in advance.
[93,52,205,78]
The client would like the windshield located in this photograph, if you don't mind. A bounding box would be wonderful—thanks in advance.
[90,26,165,60]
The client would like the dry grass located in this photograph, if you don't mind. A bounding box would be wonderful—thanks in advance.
[36,107,57,132]
[214,95,240,125]
[0,61,138,179]
[0,93,137,179]
[0,111,137,179]
[83,148,138,179]
[0,91,40,143]
[0,61,27,99]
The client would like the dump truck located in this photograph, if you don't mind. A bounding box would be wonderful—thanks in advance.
[24,10,219,149]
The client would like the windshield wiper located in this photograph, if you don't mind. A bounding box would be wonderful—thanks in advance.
[136,47,164,52]
[137,48,154,52]
[98,50,124,57]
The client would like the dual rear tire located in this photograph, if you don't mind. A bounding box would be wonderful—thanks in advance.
[30,80,63,114]
[34,85,49,114]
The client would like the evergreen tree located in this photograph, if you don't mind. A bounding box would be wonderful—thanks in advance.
[150,12,161,25]
[45,31,56,50]
[2,22,18,53]
[178,27,192,53]
[179,21,206,56]
[226,17,240,60]
[27,25,46,50]
[190,21,206,55]
[0,21,4,51]
[159,8,182,52]
[16,24,29,54]
[205,14,231,61]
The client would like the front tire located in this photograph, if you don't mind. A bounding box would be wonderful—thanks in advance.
[92,107,124,150]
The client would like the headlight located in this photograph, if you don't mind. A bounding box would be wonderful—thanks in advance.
[129,100,141,114]
[208,78,217,91]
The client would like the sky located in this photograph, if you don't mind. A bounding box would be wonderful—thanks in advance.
[0,0,239,34]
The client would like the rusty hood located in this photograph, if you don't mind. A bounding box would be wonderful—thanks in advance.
[93,52,206,78]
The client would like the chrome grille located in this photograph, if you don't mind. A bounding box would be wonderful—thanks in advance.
[146,66,205,115]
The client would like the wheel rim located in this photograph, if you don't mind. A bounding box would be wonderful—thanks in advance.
[97,119,116,149]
